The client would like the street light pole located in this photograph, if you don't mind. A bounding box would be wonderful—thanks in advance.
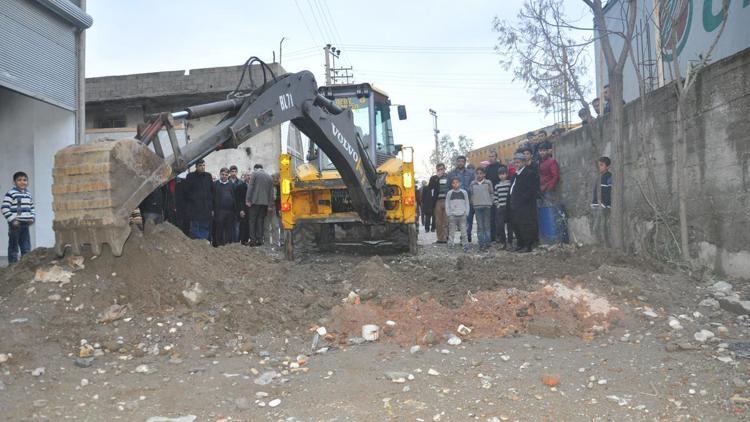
[429,109,439,164]
[279,37,287,67]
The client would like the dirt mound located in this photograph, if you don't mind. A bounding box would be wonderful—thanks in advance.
[348,256,403,295]
[328,278,623,346]
[0,223,336,365]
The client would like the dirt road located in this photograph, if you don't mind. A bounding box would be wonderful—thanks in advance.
[1,224,749,421]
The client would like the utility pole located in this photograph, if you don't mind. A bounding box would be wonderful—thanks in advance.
[324,44,332,85]
[323,44,353,85]
[429,109,439,164]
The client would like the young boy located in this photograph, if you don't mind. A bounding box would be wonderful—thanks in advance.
[469,168,494,251]
[445,177,470,252]
[493,165,512,249]
[591,156,612,247]
[2,171,35,264]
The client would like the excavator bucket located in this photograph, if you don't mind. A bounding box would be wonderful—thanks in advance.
[52,139,173,257]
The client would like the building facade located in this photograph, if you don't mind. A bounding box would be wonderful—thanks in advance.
[596,0,750,102]
[85,63,292,178]
[0,0,92,261]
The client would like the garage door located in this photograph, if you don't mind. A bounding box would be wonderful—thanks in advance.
[0,0,91,111]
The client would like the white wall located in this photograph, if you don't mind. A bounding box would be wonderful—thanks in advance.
[0,87,76,257]
[85,115,282,178]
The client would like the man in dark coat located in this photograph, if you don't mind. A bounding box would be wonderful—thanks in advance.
[236,171,250,245]
[245,164,274,246]
[212,167,239,246]
[428,163,450,242]
[139,185,166,226]
[420,180,434,232]
[185,159,214,240]
[509,152,539,253]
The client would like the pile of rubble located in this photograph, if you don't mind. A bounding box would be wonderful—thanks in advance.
[324,277,621,348]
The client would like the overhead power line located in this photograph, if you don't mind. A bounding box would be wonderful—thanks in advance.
[293,0,320,49]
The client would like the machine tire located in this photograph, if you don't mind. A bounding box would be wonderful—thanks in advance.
[408,223,418,255]
[284,229,294,260]
[316,223,335,252]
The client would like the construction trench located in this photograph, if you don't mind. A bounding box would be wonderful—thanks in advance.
[1,224,750,420]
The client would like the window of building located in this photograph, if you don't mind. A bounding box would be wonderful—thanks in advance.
[94,116,127,129]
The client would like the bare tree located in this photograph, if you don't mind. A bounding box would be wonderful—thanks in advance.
[429,134,475,168]
[583,0,638,250]
[665,0,729,261]
[493,0,592,119]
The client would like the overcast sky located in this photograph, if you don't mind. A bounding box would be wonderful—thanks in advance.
[85,0,593,176]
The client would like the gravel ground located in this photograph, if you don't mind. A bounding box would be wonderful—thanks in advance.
[1,224,749,421]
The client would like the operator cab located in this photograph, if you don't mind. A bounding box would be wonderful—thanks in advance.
[315,83,406,169]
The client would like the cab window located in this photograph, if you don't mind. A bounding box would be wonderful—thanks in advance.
[374,95,394,155]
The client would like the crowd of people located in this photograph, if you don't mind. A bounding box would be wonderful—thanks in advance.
[137,160,280,248]
[417,129,613,253]
[2,140,613,263]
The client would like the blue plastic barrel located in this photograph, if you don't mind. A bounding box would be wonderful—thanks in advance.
[538,206,558,244]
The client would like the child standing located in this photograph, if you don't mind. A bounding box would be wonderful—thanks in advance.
[493,166,513,249]
[2,172,35,264]
[590,156,612,247]
[469,168,494,251]
[445,177,470,252]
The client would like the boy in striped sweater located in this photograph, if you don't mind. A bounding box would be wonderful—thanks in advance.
[493,166,513,250]
[2,172,35,264]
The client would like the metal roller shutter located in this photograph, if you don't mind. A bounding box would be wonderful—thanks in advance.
[0,0,87,110]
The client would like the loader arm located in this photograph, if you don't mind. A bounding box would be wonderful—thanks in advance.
[52,70,385,257]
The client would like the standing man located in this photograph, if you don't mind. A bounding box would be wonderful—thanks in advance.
[245,164,273,246]
[484,150,502,241]
[228,165,240,186]
[448,156,475,242]
[236,171,250,245]
[185,159,214,240]
[509,153,539,253]
[212,168,239,246]
[2,171,35,264]
[538,142,560,206]
[420,180,434,232]
[139,185,166,226]
[428,163,450,243]
[228,164,242,242]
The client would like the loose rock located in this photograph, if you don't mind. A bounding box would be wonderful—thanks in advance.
[181,283,204,307]
[693,329,715,343]
[698,298,720,309]
[385,371,410,383]
[74,357,94,368]
[254,371,280,386]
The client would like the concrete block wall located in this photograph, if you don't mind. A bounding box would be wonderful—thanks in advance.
[555,48,750,279]
[86,63,285,102]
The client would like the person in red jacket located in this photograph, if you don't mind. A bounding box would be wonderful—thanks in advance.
[538,141,560,206]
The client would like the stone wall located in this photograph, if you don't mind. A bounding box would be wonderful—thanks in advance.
[556,47,750,279]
